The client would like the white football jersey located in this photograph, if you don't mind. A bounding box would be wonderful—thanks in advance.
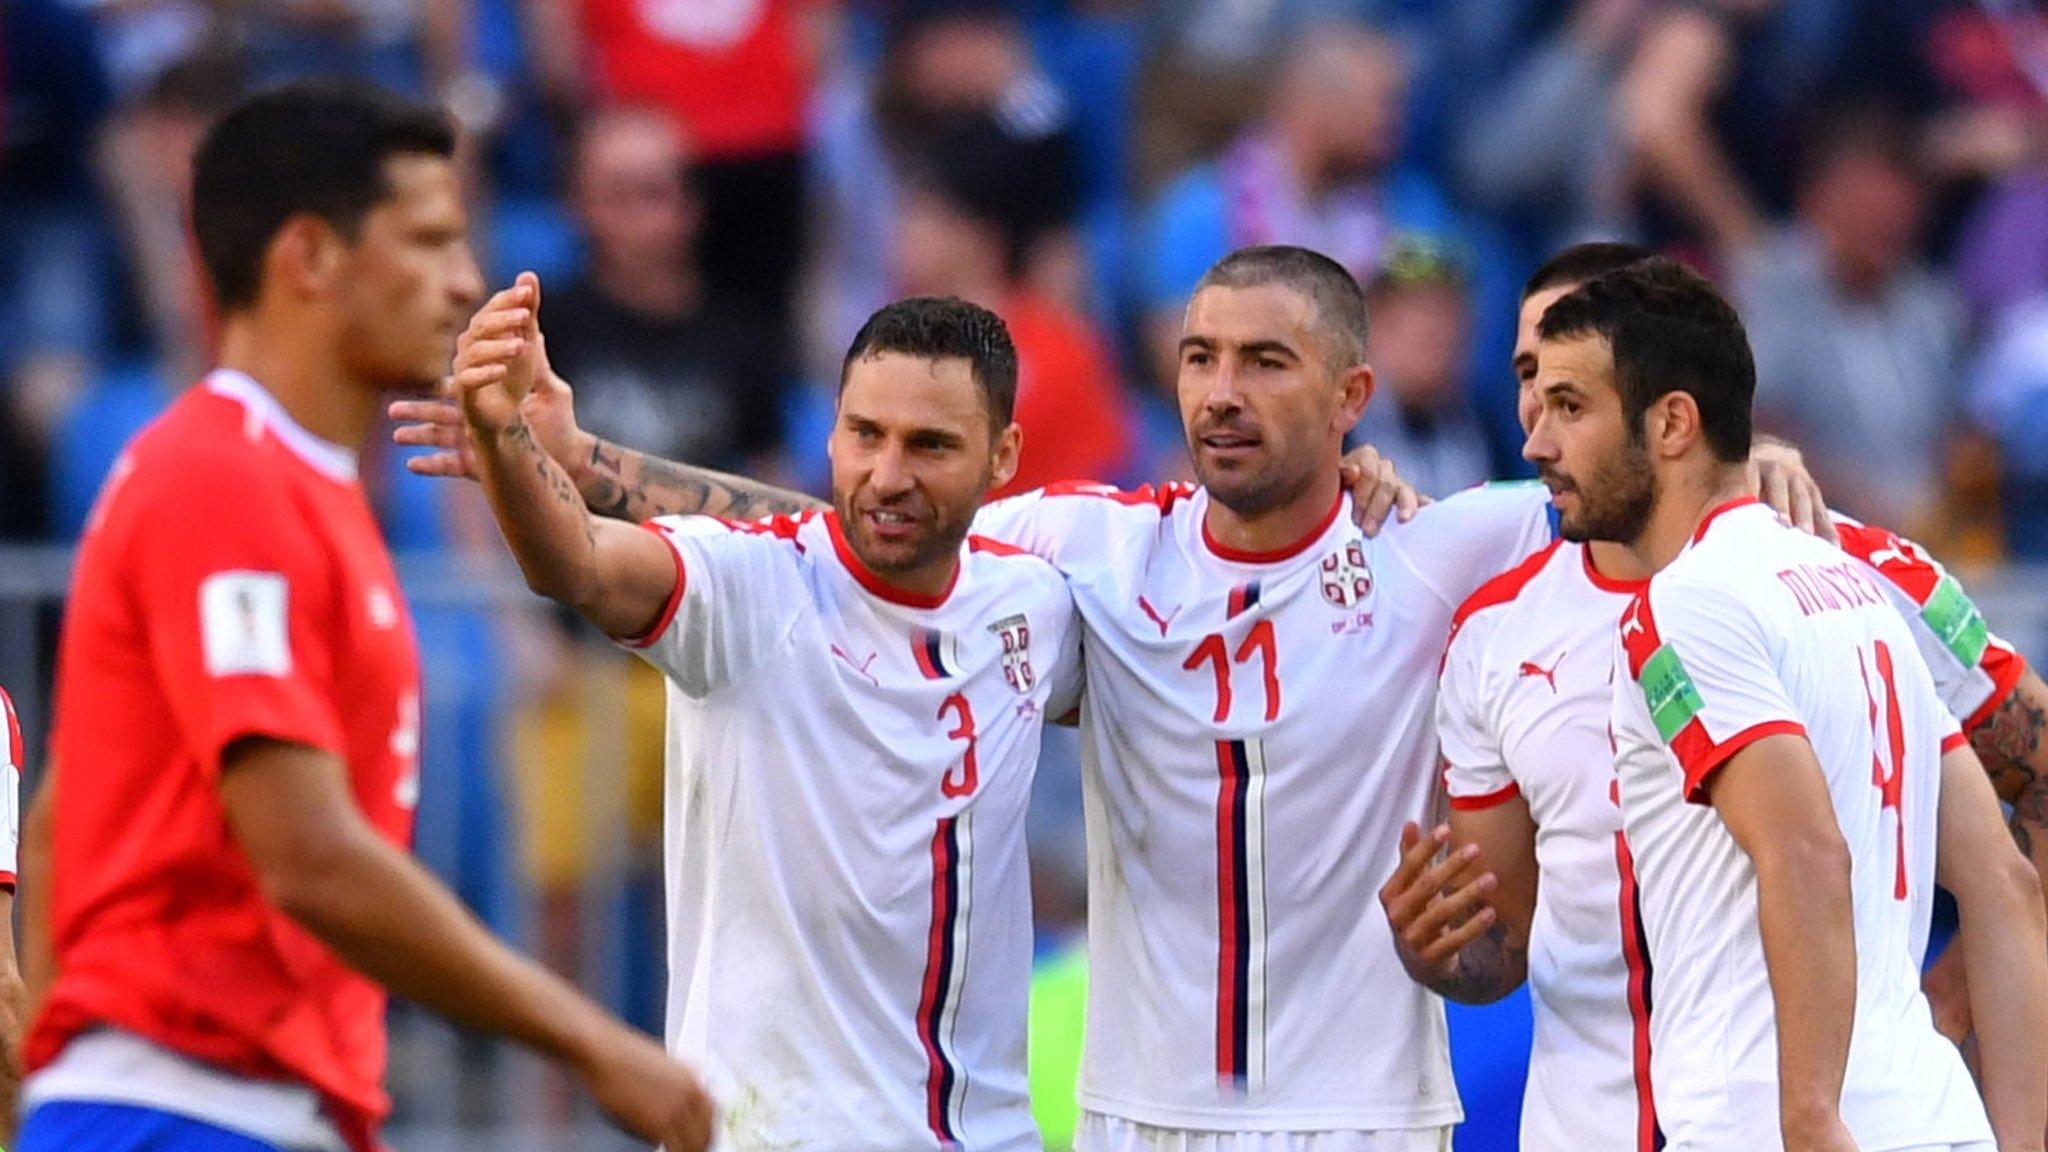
[1,686,18,885]
[1610,499,1991,1152]
[974,481,1555,1131]
[628,510,1081,1152]
[1439,523,2022,1152]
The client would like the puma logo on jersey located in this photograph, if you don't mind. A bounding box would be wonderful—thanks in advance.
[1621,601,1647,642]
[1138,596,1181,637]
[1518,652,1565,693]
[831,643,880,687]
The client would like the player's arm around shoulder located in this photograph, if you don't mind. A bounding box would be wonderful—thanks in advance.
[1380,482,1556,610]
[454,278,680,641]
[1932,740,2048,1152]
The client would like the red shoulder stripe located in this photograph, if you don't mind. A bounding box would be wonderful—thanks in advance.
[1039,480,1195,516]
[967,535,1030,558]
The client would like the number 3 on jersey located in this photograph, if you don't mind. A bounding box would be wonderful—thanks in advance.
[1184,622,1280,723]
[939,693,979,798]
[1857,639,1907,900]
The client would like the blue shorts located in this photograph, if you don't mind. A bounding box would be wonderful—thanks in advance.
[19,1101,280,1152]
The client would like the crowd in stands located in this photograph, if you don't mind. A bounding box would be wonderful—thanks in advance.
[7,0,2047,551]
[3,0,2046,1132]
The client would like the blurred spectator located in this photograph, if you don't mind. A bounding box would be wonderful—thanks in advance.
[1351,237,1493,497]
[1954,163,2048,327]
[1616,0,1868,258]
[893,116,1133,496]
[95,54,245,391]
[1453,0,1647,244]
[543,105,791,477]
[527,0,827,337]
[1970,297,2048,559]
[1136,22,1454,400]
[1734,104,1965,539]
[811,0,1085,373]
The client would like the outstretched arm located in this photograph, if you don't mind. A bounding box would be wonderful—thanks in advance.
[1936,740,2048,1152]
[390,354,821,524]
[455,276,686,638]
[577,437,824,524]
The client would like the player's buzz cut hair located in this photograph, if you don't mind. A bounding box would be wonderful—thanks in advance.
[1193,245,1370,374]
[192,81,457,312]
[1521,241,1656,300]
[1537,257,1757,465]
[842,296,1020,434]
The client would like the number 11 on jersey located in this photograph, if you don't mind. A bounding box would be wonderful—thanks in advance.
[1184,622,1280,724]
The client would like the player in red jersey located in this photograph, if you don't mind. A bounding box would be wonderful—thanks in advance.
[13,84,711,1152]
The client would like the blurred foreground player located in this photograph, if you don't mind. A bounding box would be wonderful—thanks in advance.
[453,287,1081,1150]
[1383,242,2048,1152]
[16,85,711,1152]
[1556,261,2047,1151]
[0,690,24,1133]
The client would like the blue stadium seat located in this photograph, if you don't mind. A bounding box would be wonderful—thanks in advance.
[49,362,169,539]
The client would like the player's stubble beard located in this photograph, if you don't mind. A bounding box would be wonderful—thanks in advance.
[1540,428,1657,545]
[834,468,989,581]
[1188,414,1324,522]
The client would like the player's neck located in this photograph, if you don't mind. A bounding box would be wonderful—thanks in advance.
[216,317,379,451]
[1203,472,1342,559]
[1584,540,1653,583]
[1625,463,1750,573]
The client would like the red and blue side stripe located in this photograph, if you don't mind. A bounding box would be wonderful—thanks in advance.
[1226,581,1261,620]
[1615,832,1665,1152]
[918,815,973,1147]
[1212,737,1268,1091]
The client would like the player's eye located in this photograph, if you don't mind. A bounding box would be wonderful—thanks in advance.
[1256,357,1286,372]
[1183,349,1213,367]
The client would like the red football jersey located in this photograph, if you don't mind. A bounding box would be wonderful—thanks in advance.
[28,371,420,1152]
[580,0,808,159]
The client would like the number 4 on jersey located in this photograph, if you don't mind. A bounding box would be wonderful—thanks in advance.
[1857,640,1908,901]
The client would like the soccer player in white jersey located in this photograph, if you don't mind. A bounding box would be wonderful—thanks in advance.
[400,245,1553,1151]
[1532,259,2047,1152]
[452,286,1082,1151]
[1380,243,2048,1152]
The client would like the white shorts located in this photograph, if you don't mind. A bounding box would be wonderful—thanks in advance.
[1075,1112,1453,1152]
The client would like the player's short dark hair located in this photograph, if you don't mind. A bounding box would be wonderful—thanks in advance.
[1194,245,1369,372]
[842,296,1019,432]
[1537,258,1756,464]
[192,82,457,312]
[1522,241,1656,300]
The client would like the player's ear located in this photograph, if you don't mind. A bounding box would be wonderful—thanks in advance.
[267,214,346,301]
[1336,363,1374,431]
[989,422,1023,492]
[1648,392,1704,460]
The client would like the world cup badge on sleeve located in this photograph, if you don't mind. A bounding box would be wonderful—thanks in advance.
[987,614,1036,694]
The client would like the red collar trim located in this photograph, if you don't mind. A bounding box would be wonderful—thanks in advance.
[1201,491,1343,565]
[1581,544,1649,595]
[1690,495,1763,545]
[826,511,958,609]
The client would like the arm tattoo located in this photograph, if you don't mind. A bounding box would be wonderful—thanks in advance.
[580,437,824,523]
[1970,674,2048,864]
[503,421,595,548]
[1428,921,1528,1006]
[1976,680,2048,803]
